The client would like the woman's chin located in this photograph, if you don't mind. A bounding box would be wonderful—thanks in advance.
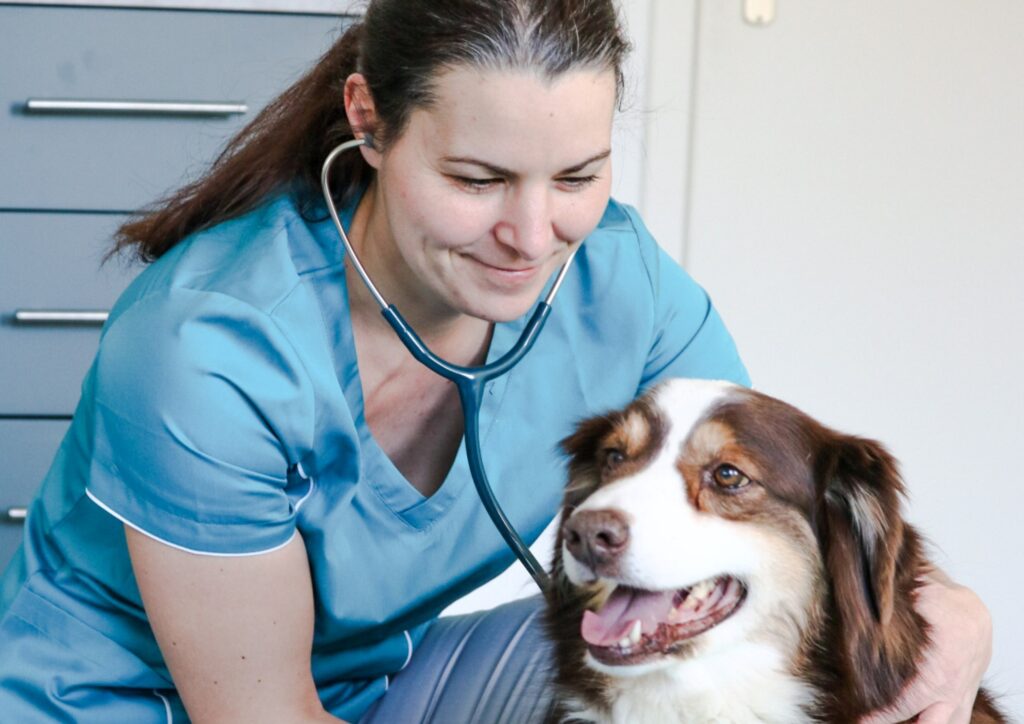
[469,294,545,324]
[450,279,550,324]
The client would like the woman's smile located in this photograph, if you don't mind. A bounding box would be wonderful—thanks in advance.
[459,253,550,287]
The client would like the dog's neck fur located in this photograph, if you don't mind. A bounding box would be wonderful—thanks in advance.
[560,640,818,724]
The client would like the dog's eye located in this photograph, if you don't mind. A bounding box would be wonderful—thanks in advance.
[712,464,750,489]
[603,448,625,471]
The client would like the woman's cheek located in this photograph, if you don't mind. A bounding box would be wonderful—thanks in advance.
[393,178,486,247]
[556,187,613,243]
[423,192,503,249]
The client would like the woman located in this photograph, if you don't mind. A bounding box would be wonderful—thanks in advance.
[0,1,991,722]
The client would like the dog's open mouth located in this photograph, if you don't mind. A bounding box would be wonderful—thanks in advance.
[581,575,747,666]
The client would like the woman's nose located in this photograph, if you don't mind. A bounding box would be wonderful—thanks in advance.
[494,187,554,261]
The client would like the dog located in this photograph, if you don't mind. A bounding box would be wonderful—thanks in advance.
[545,378,1004,723]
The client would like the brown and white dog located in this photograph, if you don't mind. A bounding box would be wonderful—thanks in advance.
[545,378,1003,723]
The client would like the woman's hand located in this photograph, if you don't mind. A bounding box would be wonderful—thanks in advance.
[860,568,993,724]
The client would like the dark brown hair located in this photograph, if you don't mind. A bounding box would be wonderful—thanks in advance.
[113,0,631,262]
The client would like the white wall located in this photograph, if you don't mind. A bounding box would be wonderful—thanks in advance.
[685,0,1023,715]
[451,0,1023,717]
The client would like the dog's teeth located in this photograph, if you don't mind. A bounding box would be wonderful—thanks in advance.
[689,579,715,601]
[617,635,632,648]
[628,619,642,645]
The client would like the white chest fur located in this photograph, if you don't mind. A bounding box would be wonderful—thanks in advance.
[565,643,816,724]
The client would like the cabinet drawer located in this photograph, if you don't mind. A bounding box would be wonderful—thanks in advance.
[0,212,139,415]
[0,5,347,211]
[0,419,69,573]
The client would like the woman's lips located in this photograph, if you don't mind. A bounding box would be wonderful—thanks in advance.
[464,255,544,285]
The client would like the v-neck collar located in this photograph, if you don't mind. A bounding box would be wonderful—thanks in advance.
[313,190,518,530]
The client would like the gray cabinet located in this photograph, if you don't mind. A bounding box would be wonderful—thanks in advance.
[0,420,70,566]
[0,5,346,211]
[0,212,132,414]
[0,2,350,568]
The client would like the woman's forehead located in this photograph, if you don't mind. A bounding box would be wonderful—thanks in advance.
[406,66,617,170]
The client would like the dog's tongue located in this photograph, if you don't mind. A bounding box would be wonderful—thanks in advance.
[581,587,675,647]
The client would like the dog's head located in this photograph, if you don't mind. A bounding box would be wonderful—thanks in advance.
[549,378,923,712]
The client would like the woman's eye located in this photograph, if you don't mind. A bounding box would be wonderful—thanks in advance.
[712,464,751,490]
[558,174,599,190]
[452,176,501,191]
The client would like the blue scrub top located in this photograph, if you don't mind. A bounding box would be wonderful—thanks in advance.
[0,190,748,722]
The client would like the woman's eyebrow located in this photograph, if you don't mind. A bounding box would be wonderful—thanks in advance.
[560,150,611,174]
[441,149,611,177]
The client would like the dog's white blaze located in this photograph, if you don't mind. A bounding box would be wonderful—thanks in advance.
[655,378,739,432]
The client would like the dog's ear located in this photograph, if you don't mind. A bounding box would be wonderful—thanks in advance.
[820,435,905,626]
[817,433,920,709]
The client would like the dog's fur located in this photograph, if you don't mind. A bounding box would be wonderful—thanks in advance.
[545,378,1004,723]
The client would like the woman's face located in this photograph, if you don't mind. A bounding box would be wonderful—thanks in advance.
[362,66,617,324]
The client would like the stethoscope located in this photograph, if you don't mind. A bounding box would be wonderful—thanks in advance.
[321,137,579,592]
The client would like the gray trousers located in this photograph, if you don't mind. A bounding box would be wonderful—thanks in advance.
[359,596,558,724]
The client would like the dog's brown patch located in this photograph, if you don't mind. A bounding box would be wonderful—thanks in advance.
[560,394,667,508]
[676,417,814,550]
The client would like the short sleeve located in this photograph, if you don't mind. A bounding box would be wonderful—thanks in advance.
[627,209,751,389]
[86,288,316,555]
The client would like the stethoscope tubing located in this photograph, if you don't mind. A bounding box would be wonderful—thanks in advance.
[321,138,578,592]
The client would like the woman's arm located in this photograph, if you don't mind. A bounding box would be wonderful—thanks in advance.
[126,527,347,724]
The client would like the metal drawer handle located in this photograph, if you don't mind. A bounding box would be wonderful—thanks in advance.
[5,507,27,522]
[25,99,249,117]
[13,309,109,326]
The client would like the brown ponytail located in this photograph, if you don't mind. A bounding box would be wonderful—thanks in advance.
[111,21,370,262]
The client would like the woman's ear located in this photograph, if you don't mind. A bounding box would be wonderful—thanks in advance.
[343,73,383,167]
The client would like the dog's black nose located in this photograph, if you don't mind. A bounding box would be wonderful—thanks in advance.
[563,509,630,575]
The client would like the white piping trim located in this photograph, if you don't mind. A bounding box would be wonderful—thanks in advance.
[292,475,316,513]
[400,630,414,671]
[153,690,173,724]
[383,675,390,692]
[296,461,309,479]
[85,489,297,558]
